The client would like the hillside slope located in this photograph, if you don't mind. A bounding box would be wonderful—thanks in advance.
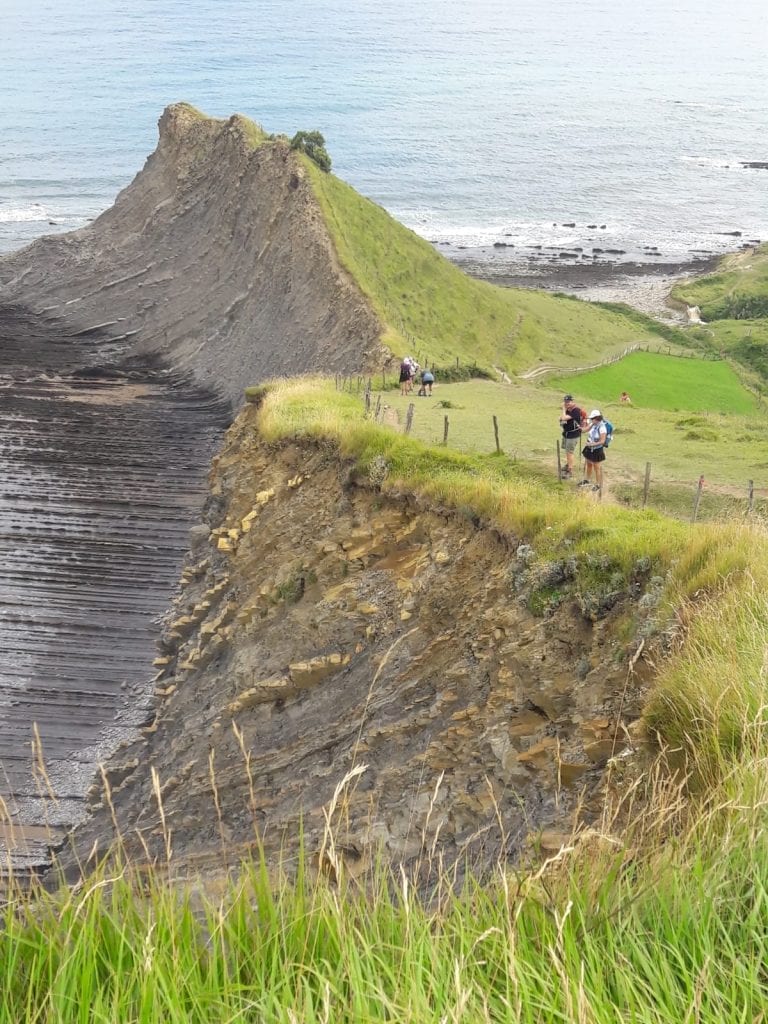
[0,104,672,406]
[672,244,768,386]
[305,163,671,371]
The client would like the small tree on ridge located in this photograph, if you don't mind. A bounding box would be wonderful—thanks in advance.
[290,130,332,172]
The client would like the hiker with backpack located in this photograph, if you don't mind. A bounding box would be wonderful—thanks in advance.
[418,368,435,396]
[579,410,609,492]
[399,357,415,396]
[559,394,586,479]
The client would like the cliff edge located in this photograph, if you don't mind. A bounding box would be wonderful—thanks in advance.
[0,105,383,407]
[62,391,658,880]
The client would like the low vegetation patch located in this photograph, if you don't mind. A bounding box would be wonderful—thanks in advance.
[672,243,768,320]
[671,246,768,392]
[5,783,768,1024]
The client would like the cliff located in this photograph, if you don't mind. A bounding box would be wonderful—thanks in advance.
[0,105,382,408]
[62,392,658,880]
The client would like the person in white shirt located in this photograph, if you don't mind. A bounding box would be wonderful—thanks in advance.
[578,410,607,492]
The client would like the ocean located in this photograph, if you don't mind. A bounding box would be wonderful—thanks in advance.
[1,0,767,265]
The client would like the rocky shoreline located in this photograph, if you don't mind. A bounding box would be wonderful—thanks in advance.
[449,250,726,320]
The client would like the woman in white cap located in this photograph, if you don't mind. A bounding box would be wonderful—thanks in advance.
[579,410,607,492]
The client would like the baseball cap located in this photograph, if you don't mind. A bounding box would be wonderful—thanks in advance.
[563,394,573,402]
[589,409,602,419]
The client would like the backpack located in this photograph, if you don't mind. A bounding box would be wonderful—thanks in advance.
[603,419,614,447]
[562,406,584,438]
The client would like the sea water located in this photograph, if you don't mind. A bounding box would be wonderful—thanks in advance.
[1,0,766,262]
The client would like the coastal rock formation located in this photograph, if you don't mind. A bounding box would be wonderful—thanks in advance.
[62,401,656,880]
[0,105,383,408]
[0,311,228,879]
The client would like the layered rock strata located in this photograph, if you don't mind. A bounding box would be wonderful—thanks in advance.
[0,105,383,409]
[0,311,228,877]
[65,404,656,880]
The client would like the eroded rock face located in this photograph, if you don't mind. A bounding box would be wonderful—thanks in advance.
[0,105,383,408]
[65,407,655,879]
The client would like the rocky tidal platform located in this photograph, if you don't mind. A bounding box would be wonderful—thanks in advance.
[0,309,228,878]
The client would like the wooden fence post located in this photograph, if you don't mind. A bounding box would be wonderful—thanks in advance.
[405,403,415,435]
[493,415,501,454]
[374,395,381,421]
[691,475,704,523]
[748,479,754,513]
[443,415,449,446]
[642,462,651,508]
[382,370,386,390]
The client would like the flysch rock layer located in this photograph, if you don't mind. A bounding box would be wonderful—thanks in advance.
[0,105,383,409]
[60,401,658,883]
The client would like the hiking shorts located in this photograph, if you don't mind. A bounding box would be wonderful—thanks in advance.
[583,445,606,463]
[562,436,579,454]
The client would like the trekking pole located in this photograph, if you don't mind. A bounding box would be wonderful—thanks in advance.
[556,440,562,480]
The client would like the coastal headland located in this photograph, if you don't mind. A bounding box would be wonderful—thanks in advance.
[0,104,765,882]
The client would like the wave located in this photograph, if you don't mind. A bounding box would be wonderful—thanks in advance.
[0,204,90,226]
[679,156,746,170]
[0,204,51,223]
[666,99,739,113]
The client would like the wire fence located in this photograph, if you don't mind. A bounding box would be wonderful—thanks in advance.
[341,377,765,525]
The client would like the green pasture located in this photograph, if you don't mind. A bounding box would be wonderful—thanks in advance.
[551,350,759,415]
[377,368,768,497]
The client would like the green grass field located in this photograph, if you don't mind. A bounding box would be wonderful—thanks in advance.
[377,368,767,499]
[550,350,760,415]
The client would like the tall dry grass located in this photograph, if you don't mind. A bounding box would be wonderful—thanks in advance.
[3,730,768,1022]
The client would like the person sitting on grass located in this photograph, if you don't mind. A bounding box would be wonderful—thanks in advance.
[559,394,585,479]
[579,410,607,492]
[620,391,632,403]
